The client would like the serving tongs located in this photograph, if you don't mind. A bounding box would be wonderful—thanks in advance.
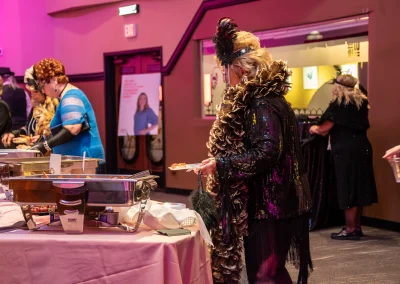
[117,170,159,233]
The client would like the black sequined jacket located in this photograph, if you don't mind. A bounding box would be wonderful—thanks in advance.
[215,80,312,221]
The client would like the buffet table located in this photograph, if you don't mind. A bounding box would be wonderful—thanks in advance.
[0,202,212,284]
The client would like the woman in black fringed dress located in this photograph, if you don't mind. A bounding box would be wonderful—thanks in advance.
[310,74,378,240]
[197,18,313,284]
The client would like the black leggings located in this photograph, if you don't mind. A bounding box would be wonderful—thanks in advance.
[244,214,312,284]
[244,219,292,283]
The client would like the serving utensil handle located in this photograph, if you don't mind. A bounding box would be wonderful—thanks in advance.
[60,200,82,206]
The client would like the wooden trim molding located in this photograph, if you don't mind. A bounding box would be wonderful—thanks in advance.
[161,0,258,75]
[361,216,400,232]
[15,72,104,84]
[68,72,104,82]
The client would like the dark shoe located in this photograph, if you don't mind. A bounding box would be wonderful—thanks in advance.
[331,228,360,240]
[356,227,364,237]
[331,227,345,238]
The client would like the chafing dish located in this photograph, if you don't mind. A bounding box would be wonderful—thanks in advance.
[8,171,158,234]
[0,155,100,176]
[0,156,101,201]
[0,149,40,159]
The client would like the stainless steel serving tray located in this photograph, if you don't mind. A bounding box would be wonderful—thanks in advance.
[0,155,100,174]
[8,174,158,206]
[0,149,41,159]
[8,174,151,206]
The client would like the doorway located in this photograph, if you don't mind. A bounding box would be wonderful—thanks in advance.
[104,47,165,187]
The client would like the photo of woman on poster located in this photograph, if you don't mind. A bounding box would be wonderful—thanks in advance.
[134,92,158,135]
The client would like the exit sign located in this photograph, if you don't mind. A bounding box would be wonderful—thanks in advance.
[119,4,139,16]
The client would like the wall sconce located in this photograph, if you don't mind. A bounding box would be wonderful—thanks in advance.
[159,85,163,102]
[203,74,212,106]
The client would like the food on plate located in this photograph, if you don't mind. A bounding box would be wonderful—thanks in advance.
[12,134,34,145]
[170,163,187,169]
[30,205,55,214]
[39,206,48,212]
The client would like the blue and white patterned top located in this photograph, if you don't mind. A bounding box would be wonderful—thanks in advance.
[50,89,105,159]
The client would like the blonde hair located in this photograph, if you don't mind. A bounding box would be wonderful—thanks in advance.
[228,31,272,79]
[332,74,367,109]
[0,77,3,96]
[34,58,69,84]
[33,96,59,136]
[5,75,19,90]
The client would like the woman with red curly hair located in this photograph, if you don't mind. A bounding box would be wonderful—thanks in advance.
[30,58,104,160]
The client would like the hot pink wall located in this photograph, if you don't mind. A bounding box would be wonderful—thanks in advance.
[164,0,400,223]
[0,0,54,74]
[0,0,23,72]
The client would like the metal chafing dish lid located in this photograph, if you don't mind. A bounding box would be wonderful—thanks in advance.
[0,155,102,163]
[0,149,40,153]
[0,149,41,159]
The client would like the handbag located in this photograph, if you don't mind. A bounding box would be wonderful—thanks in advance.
[189,171,219,231]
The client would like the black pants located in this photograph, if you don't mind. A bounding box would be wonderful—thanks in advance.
[244,214,312,284]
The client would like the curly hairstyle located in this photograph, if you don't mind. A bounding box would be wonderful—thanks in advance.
[33,58,69,84]
[332,74,367,109]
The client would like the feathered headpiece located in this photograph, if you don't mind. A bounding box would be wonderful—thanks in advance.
[24,66,42,93]
[212,17,252,66]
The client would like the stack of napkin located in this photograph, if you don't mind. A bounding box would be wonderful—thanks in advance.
[122,200,213,245]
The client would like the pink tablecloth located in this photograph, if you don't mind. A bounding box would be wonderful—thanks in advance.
[0,202,212,284]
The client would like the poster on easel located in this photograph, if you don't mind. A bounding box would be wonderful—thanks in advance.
[118,73,161,136]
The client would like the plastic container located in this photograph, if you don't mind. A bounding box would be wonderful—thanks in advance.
[388,157,400,183]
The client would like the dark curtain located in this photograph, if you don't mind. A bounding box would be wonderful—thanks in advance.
[297,117,344,230]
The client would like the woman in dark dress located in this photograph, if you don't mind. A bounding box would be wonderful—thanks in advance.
[310,74,378,240]
[198,18,313,283]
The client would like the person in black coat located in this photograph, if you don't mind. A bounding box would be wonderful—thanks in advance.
[1,66,59,149]
[0,77,12,149]
[0,67,31,130]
